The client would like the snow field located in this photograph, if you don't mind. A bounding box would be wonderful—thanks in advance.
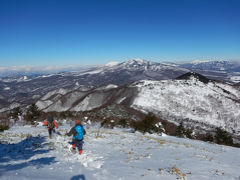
[0,123,240,180]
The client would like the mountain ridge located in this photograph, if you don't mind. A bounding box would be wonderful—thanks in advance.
[34,73,240,141]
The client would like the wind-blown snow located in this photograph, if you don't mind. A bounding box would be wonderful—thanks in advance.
[0,123,239,180]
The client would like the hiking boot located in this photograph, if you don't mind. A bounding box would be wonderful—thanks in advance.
[79,150,83,155]
[71,147,76,153]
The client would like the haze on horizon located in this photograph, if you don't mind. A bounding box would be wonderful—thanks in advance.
[0,0,240,67]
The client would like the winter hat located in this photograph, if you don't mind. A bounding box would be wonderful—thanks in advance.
[48,116,53,122]
[75,119,81,124]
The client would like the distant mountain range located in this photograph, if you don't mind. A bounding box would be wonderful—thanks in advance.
[1,59,240,141]
[178,60,240,72]
[1,59,240,111]
[0,59,189,111]
[177,60,240,83]
[1,59,240,82]
[1,59,240,110]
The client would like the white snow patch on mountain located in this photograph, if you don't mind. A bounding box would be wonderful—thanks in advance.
[77,69,103,76]
[41,88,69,101]
[96,84,118,90]
[75,82,79,86]
[36,100,53,110]
[41,74,55,78]
[43,91,88,112]
[105,62,119,67]
[0,102,21,113]
[230,76,240,83]
[70,92,110,112]
[117,97,126,104]
[191,60,212,64]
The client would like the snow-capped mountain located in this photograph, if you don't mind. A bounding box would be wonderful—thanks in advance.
[177,60,240,83]
[179,60,239,71]
[78,59,190,82]
[0,59,189,112]
[35,73,240,140]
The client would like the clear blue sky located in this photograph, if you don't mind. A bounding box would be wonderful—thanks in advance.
[0,0,240,66]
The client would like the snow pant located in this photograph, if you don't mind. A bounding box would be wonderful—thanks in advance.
[48,128,55,138]
[72,139,84,151]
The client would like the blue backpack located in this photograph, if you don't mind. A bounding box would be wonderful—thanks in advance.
[73,125,84,140]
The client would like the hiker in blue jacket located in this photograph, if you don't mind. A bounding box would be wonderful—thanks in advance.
[66,119,86,154]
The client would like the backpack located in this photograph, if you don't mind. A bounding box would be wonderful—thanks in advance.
[48,119,55,129]
[73,125,84,140]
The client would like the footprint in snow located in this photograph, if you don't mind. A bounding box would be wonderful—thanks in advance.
[66,148,104,169]
[55,134,104,170]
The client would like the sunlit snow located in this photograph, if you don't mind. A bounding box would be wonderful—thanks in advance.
[0,122,239,180]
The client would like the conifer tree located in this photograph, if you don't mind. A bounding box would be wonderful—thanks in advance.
[10,107,22,119]
[215,128,233,146]
[176,122,185,137]
[25,103,41,123]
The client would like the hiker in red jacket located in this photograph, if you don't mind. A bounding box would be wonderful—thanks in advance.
[44,116,58,138]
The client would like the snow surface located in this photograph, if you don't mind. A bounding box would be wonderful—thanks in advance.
[131,79,240,135]
[0,122,239,180]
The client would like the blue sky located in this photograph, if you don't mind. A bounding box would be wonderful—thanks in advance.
[0,0,240,66]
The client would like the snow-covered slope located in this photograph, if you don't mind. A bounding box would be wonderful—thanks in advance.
[131,77,240,136]
[0,123,239,180]
[40,88,69,101]
[36,73,240,138]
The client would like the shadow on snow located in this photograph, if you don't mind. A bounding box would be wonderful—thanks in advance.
[0,136,57,176]
[70,174,86,180]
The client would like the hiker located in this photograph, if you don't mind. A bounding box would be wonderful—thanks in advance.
[66,119,86,154]
[44,116,58,138]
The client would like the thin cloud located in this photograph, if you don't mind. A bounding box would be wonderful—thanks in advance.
[0,65,95,77]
